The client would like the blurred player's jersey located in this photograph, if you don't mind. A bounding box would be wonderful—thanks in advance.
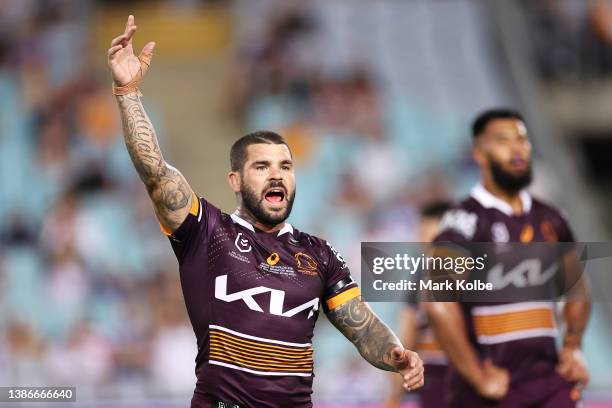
[163,195,358,408]
[405,265,448,407]
[434,184,577,406]
[414,307,449,408]
[405,286,448,366]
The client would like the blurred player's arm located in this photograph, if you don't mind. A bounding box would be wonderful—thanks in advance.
[385,307,418,408]
[424,302,509,399]
[327,297,424,392]
[108,15,194,232]
[561,249,591,348]
[557,249,591,385]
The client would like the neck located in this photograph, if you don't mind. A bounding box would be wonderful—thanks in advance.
[235,206,284,233]
[482,177,524,215]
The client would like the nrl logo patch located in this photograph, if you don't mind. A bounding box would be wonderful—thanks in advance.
[235,232,252,253]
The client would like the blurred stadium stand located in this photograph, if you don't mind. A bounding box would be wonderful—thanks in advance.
[0,0,611,406]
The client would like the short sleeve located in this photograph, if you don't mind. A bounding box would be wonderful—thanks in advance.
[434,208,478,244]
[161,193,221,263]
[321,241,360,312]
[548,209,575,258]
[432,207,479,260]
[555,210,575,243]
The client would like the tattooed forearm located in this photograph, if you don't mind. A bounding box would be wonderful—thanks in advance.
[116,92,193,231]
[327,297,402,371]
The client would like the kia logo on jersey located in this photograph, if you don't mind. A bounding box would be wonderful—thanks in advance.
[214,275,319,318]
[234,233,252,253]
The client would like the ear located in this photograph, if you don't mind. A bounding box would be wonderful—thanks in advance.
[472,143,487,167]
[228,171,241,193]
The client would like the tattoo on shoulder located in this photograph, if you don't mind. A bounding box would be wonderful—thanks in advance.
[327,297,400,371]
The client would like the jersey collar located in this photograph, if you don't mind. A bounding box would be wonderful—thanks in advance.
[230,212,294,236]
[470,183,532,216]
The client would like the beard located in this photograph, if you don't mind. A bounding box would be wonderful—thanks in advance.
[489,158,533,194]
[240,181,296,226]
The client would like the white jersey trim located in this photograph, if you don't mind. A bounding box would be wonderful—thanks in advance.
[209,360,312,377]
[476,328,558,345]
[230,213,294,236]
[209,324,311,347]
[470,184,532,216]
[230,213,256,232]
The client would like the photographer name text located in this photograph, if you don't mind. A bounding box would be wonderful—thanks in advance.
[372,279,493,291]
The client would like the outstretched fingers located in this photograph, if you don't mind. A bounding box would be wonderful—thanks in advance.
[124,15,135,36]
[117,15,137,49]
[110,22,136,49]
[110,33,127,47]
[108,44,123,59]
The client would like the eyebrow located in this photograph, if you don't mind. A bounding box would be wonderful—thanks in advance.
[251,160,271,166]
[251,159,293,166]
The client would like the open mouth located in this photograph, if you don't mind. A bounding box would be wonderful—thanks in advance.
[264,188,285,203]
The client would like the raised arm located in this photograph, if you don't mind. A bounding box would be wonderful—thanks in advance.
[108,15,194,232]
[326,297,424,392]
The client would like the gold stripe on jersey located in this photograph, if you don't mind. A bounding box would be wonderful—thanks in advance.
[189,192,200,216]
[417,339,443,352]
[209,339,313,363]
[159,192,200,236]
[472,303,557,345]
[209,347,312,368]
[208,326,313,376]
[211,332,312,358]
[159,223,173,236]
[325,287,360,311]
[210,329,313,353]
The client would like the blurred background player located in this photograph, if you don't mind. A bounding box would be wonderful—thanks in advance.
[107,14,423,408]
[426,109,591,407]
[386,201,453,408]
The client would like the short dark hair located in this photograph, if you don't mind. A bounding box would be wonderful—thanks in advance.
[230,131,290,172]
[472,108,525,140]
[420,201,453,219]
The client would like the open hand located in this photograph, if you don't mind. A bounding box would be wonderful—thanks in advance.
[107,15,155,87]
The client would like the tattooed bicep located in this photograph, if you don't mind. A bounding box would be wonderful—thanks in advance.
[148,165,194,231]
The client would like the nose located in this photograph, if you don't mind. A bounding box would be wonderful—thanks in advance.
[511,139,527,155]
[268,165,283,180]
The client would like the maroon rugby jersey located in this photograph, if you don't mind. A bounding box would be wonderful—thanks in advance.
[163,194,359,408]
[433,184,575,398]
